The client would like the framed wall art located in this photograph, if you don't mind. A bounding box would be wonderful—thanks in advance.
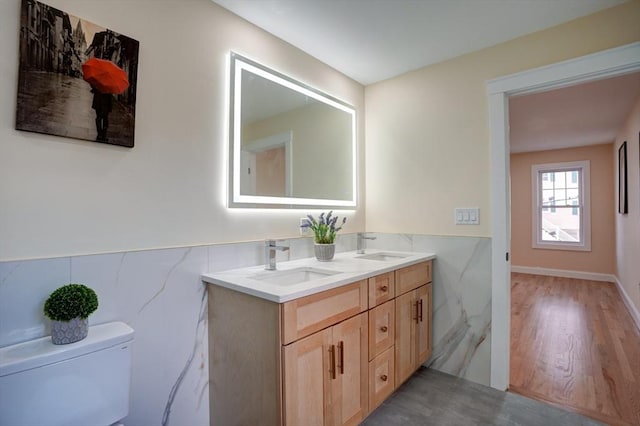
[16,0,139,147]
[618,141,628,214]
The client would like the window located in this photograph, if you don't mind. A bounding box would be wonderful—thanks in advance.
[531,161,591,251]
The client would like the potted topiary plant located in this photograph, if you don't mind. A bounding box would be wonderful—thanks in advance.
[44,283,98,345]
[301,211,347,261]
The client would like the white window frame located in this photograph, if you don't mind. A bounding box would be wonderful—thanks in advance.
[531,160,591,251]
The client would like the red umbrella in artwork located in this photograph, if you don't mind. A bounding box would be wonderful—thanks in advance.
[82,58,129,94]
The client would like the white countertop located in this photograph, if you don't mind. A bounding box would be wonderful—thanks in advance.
[201,250,436,303]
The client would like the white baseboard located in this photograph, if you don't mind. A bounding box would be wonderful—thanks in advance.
[511,265,640,333]
[613,276,640,333]
[510,266,615,282]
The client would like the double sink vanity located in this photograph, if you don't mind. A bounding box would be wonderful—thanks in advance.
[217,51,436,424]
[202,247,435,425]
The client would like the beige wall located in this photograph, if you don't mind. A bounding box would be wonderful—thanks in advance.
[614,95,640,312]
[0,0,365,261]
[243,103,353,200]
[2,1,640,262]
[510,145,615,274]
[365,1,640,237]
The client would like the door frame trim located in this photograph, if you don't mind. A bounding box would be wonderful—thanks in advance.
[487,41,640,390]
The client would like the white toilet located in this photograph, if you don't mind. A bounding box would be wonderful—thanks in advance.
[0,321,134,426]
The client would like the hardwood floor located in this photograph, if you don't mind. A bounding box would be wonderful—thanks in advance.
[510,273,640,426]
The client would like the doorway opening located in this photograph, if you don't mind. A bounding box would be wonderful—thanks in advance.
[487,42,640,391]
[240,130,293,197]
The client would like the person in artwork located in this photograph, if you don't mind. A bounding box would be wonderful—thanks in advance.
[91,86,112,142]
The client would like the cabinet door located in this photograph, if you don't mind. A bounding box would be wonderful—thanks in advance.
[415,284,432,365]
[330,313,368,426]
[283,329,331,426]
[394,290,416,385]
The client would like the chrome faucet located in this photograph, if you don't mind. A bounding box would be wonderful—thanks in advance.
[356,232,376,254]
[265,239,290,270]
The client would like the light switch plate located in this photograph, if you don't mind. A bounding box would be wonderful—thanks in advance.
[455,208,480,225]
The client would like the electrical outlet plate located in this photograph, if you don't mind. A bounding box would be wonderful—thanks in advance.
[299,218,311,236]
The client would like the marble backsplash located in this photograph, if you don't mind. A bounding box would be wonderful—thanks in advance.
[366,233,492,386]
[0,233,491,425]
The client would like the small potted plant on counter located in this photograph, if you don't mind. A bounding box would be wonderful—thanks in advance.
[44,283,99,345]
[302,211,347,261]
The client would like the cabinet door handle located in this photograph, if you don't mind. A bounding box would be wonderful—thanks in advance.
[338,341,344,375]
[418,299,423,322]
[380,325,388,333]
[380,374,388,382]
[380,285,388,292]
[329,345,336,380]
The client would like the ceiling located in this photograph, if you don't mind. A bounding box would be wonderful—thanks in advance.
[214,0,637,153]
[212,0,626,85]
[510,72,640,153]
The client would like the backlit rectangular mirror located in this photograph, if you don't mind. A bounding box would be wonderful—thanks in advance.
[228,52,357,209]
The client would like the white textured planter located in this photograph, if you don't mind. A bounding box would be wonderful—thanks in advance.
[314,243,335,262]
[51,317,88,345]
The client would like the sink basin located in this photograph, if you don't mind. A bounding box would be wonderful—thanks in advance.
[355,252,410,261]
[250,267,341,286]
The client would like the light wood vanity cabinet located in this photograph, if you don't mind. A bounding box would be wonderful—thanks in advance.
[366,271,397,411]
[394,283,432,385]
[394,261,433,386]
[208,260,432,426]
[368,261,433,408]
[282,284,369,426]
[283,313,368,426]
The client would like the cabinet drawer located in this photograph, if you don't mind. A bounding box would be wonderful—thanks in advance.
[282,280,368,345]
[368,272,395,307]
[395,261,431,296]
[368,346,395,412]
[368,300,394,361]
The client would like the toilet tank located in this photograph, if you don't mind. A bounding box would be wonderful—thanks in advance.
[0,321,134,426]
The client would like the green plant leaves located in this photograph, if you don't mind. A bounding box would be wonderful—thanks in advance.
[305,210,347,244]
[43,283,99,322]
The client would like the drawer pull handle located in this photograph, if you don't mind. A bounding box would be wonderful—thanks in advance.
[329,345,336,380]
[380,326,388,333]
[380,374,388,382]
[380,285,388,292]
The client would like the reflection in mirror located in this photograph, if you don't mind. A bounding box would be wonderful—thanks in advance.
[229,52,356,208]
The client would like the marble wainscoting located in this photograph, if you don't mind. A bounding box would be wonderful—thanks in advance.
[0,248,210,426]
[0,232,488,425]
[367,233,492,386]
[0,235,355,426]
